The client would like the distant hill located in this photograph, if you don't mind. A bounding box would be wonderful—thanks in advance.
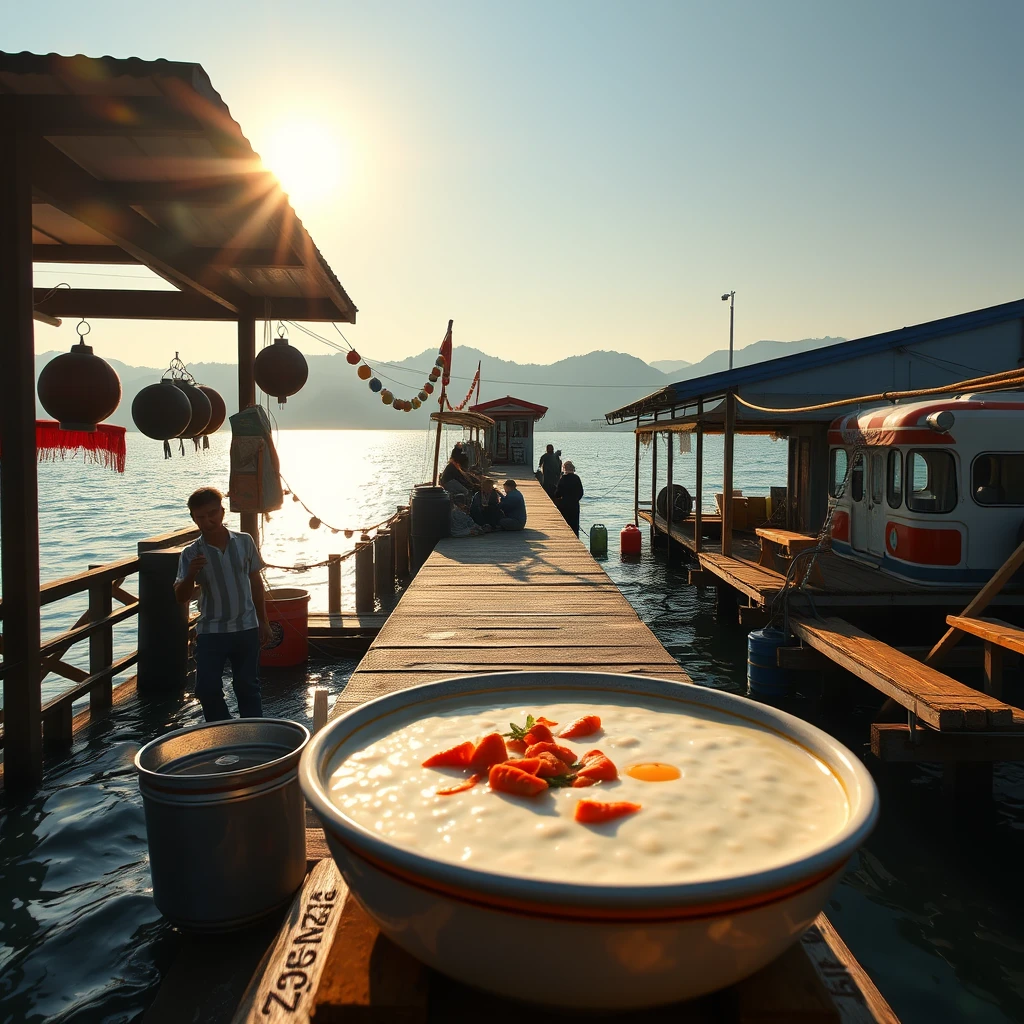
[649,358,692,374]
[670,337,846,380]
[32,336,846,430]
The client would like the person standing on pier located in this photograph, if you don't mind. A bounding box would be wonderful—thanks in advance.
[498,479,528,531]
[538,444,562,498]
[555,460,584,536]
[173,487,272,721]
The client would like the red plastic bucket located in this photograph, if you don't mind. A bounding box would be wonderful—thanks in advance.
[261,588,310,667]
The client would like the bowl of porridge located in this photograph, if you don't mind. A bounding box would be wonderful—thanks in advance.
[300,672,877,1009]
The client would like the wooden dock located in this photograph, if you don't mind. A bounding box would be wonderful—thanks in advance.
[189,470,896,1024]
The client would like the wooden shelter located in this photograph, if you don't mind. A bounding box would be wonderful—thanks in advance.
[470,395,548,467]
[0,50,357,792]
[605,298,1024,560]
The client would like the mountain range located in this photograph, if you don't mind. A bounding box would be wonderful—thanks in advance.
[34,336,846,431]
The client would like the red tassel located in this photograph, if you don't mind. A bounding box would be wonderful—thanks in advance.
[22,420,127,473]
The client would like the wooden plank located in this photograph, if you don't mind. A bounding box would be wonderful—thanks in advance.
[734,938,839,1022]
[803,914,900,1024]
[871,722,1024,762]
[928,538,1024,664]
[312,887,430,1023]
[231,860,345,1024]
[790,616,1013,731]
[945,615,1024,657]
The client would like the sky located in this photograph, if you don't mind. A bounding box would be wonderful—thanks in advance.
[12,0,1024,369]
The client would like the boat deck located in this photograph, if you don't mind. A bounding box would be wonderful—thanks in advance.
[641,510,1024,609]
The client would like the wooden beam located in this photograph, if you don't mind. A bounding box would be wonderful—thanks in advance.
[30,139,251,312]
[0,105,43,791]
[872,722,1024,762]
[695,398,704,554]
[33,288,347,322]
[633,417,640,526]
[722,391,736,557]
[927,538,1024,665]
[32,244,302,268]
[237,316,259,544]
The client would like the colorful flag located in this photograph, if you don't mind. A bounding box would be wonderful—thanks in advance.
[439,319,453,387]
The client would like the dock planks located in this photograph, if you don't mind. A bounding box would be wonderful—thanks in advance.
[331,470,690,720]
[790,615,1016,731]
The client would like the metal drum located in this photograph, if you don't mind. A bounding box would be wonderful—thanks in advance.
[135,718,310,932]
[410,484,451,573]
[747,628,791,698]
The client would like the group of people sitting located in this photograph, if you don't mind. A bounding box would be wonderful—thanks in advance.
[440,445,528,537]
[538,444,584,535]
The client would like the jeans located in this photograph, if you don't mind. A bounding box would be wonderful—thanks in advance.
[499,517,525,531]
[195,628,263,721]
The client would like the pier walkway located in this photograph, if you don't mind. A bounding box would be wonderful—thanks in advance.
[331,468,690,720]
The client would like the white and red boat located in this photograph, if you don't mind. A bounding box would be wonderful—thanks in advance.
[828,393,1024,585]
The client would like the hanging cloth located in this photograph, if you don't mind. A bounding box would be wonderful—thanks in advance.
[228,406,283,513]
[0,420,127,473]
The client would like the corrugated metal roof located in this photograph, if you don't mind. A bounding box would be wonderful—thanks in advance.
[2,50,357,322]
[605,297,1024,422]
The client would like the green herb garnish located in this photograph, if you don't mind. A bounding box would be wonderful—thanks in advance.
[542,763,584,788]
[504,715,536,742]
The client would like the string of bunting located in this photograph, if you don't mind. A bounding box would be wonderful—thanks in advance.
[280,477,401,538]
[343,345,447,411]
[444,363,481,411]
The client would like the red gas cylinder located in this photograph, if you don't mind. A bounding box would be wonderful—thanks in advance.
[620,523,642,557]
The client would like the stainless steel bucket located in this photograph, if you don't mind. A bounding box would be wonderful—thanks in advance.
[135,718,310,932]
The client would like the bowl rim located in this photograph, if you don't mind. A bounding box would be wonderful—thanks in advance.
[301,671,878,911]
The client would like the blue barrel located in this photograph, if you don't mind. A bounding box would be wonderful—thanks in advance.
[747,628,790,698]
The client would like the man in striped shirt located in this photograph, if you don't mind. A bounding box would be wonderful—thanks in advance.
[174,487,272,721]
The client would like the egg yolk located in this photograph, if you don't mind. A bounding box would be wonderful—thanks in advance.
[626,762,681,782]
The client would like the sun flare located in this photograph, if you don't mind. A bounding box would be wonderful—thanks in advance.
[259,119,345,208]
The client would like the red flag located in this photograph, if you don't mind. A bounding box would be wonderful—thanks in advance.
[439,319,453,387]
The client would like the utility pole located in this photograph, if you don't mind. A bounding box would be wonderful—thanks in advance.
[721,290,735,370]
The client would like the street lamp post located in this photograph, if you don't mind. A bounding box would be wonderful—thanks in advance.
[721,290,735,370]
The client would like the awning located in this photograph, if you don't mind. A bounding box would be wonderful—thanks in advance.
[429,411,495,429]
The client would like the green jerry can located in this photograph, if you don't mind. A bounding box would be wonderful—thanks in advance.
[589,523,608,558]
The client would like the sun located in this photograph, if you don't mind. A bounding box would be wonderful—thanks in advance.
[259,119,345,209]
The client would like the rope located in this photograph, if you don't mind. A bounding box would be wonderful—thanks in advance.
[733,367,1024,416]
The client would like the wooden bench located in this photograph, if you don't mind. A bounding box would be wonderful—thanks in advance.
[790,615,1015,731]
[756,527,825,586]
[945,615,1024,698]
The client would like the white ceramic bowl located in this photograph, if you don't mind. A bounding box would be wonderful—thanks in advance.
[300,672,878,1010]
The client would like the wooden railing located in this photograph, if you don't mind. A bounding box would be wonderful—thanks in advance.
[0,526,198,747]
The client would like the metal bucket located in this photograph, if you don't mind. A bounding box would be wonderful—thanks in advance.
[135,718,310,932]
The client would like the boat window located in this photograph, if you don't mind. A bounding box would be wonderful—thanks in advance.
[829,448,849,497]
[887,450,903,509]
[907,450,957,514]
[850,453,864,503]
[972,453,1024,506]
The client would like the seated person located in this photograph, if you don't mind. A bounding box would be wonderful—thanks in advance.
[470,477,503,529]
[440,452,473,496]
[497,479,527,531]
[450,492,482,537]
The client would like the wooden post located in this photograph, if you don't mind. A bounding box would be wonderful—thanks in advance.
[666,427,675,558]
[374,529,394,605]
[695,398,704,555]
[393,507,410,579]
[650,425,658,543]
[327,554,342,615]
[89,577,114,712]
[354,536,374,614]
[0,102,43,791]
[137,547,190,693]
[633,418,641,526]
[237,316,259,544]
[983,642,1004,698]
[722,391,736,557]
[312,688,329,733]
